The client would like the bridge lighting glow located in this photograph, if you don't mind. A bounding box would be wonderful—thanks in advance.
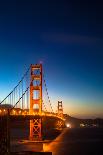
[41,112,44,116]
[4,109,6,112]
[19,110,21,114]
[13,110,16,114]
[66,123,71,128]
[0,109,2,113]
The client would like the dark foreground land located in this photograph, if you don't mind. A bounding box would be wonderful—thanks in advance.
[44,128,103,155]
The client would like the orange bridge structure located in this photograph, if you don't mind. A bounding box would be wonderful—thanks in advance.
[0,64,65,144]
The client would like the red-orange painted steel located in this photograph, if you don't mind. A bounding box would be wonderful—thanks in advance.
[29,64,42,140]
[58,101,63,118]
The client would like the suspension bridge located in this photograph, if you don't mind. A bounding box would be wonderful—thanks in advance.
[0,64,65,154]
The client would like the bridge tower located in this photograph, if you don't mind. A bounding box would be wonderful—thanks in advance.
[58,101,63,118]
[29,64,42,140]
[57,101,64,130]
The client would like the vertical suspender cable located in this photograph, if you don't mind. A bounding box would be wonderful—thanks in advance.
[22,80,23,109]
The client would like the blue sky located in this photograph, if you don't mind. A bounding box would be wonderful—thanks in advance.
[0,0,103,118]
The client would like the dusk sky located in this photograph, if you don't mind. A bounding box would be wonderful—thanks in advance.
[0,0,103,118]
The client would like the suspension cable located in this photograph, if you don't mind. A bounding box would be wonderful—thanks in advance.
[0,66,30,104]
[43,74,54,113]
[42,100,47,112]
[10,86,29,110]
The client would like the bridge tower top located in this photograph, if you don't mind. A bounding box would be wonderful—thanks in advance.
[30,64,42,114]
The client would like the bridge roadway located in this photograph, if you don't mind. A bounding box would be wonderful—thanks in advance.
[10,114,64,122]
[0,108,64,121]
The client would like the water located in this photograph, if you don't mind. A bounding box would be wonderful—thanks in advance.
[43,128,103,155]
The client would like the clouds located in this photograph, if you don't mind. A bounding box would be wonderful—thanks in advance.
[41,33,102,45]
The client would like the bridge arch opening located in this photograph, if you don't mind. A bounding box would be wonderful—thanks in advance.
[33,104,39,110]
[33,90,39,99]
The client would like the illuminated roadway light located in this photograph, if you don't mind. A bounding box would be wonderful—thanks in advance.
[19,110,21,114]
[4,109,6,112]
[13,110,16,114]
[41,112,44,116]
[66,123,71,128]
[24,110,27,113]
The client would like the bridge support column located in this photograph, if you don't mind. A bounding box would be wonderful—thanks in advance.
[56,120,64,130]
[0,110,10,155]
[56,101,64,130]
[30,118,42,141]
[29,64,42,141]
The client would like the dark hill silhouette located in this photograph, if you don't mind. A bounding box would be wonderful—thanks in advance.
[64,114,103,128]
